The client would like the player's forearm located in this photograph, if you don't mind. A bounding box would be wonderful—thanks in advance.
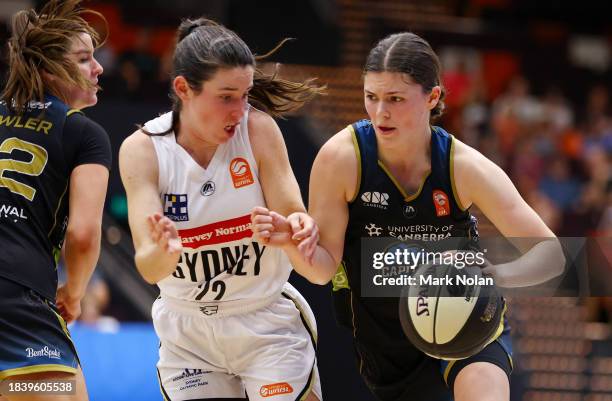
[487,238,565,287]
[62,226,102,300]
[134,243,180,284]
[283,243,339,285]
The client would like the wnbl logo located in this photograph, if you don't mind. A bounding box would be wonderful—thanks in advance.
[200,181,215,196]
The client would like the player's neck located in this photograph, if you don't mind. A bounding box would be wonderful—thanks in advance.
[378,127,431,170]
[175,122,218,169]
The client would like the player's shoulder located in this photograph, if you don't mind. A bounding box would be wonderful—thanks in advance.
[451,136,504,189]
[247,106,274,125]
[121,128,154,152]
[247,107,278,140]
[452,137,488,169]
[246,107,287,165]
[64,110,107,137]
[317,124,358,166]
[312,125,359,200]
[119,128,157,171]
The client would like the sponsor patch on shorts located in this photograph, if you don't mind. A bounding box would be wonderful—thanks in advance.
[259,382,293,397]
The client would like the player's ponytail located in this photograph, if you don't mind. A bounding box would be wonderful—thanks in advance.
[177,18,219,42]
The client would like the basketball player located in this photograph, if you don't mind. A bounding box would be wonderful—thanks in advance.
[0,1,110,400]
[252,32,565,401]
[119,18,324,401]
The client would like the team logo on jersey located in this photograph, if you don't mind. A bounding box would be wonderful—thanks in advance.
[260,382,293,397]
[403,204,417,219]
[432,190,450,217]
[361,191,389,209]
[163,194,189,221]
[199,305,219,316]
[200,180,215,196]
[229,157,254,188]
[365,223,383,237]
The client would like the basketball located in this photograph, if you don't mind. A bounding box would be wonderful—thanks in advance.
[399,262,505,360]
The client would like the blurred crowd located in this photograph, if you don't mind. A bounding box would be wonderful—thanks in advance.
[92,36,612,240]
[440,67,612,322]
[80,26,612,241]
[440,67,611,238]
[92,29,174,100]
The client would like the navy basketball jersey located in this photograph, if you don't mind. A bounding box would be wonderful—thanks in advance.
[333,119,479,345]
[0,95,110,300]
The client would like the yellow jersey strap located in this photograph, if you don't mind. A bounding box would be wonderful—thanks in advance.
[66,109,83,116]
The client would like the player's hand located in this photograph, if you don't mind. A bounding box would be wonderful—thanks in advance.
[250,206,292,247]
[55,284,82,324]
[147,213,182,256]
[287,212,319,264]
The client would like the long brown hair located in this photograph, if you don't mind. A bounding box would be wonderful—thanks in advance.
[145,17,325,136]
[1,0,106,113]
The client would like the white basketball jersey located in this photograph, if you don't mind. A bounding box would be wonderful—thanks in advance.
[145,109,292,302]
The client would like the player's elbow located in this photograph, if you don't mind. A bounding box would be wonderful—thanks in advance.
[134,252,171,285]
[551,239,566,278]
[65,224,101,254]
[302,268,335,286]
[134,257,162,285]
[308,274,333,286]
[292,263,334,286]
[139,269,161,285]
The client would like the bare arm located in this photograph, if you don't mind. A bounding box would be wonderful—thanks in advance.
[249,111,321,277]
[301,128,357,284]
[454,139,565,287]
[119,131,182,284]
[58,163,108,322]
[250,110,306,217]
[259,128,356,285]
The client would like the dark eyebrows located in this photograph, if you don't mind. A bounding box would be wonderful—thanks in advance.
[71,50,93,56]
[364,89,405,95]
[218,85,253,92]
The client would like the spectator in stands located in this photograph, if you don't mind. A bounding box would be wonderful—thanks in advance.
[117,28,159,98]
[538,156,583,212]
[78,273,120,333]
[491,75,542,158]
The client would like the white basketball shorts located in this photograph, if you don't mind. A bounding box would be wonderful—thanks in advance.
[152,282,321,401]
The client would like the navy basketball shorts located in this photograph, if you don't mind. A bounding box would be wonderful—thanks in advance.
[353,321,512,401]
[440,322,513,389]
[0,276,80,379]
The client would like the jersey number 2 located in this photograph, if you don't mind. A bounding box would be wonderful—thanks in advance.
[0,137,48,201]
[195,280,226,301]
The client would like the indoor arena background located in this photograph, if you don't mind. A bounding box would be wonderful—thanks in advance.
[1,1,611,400]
